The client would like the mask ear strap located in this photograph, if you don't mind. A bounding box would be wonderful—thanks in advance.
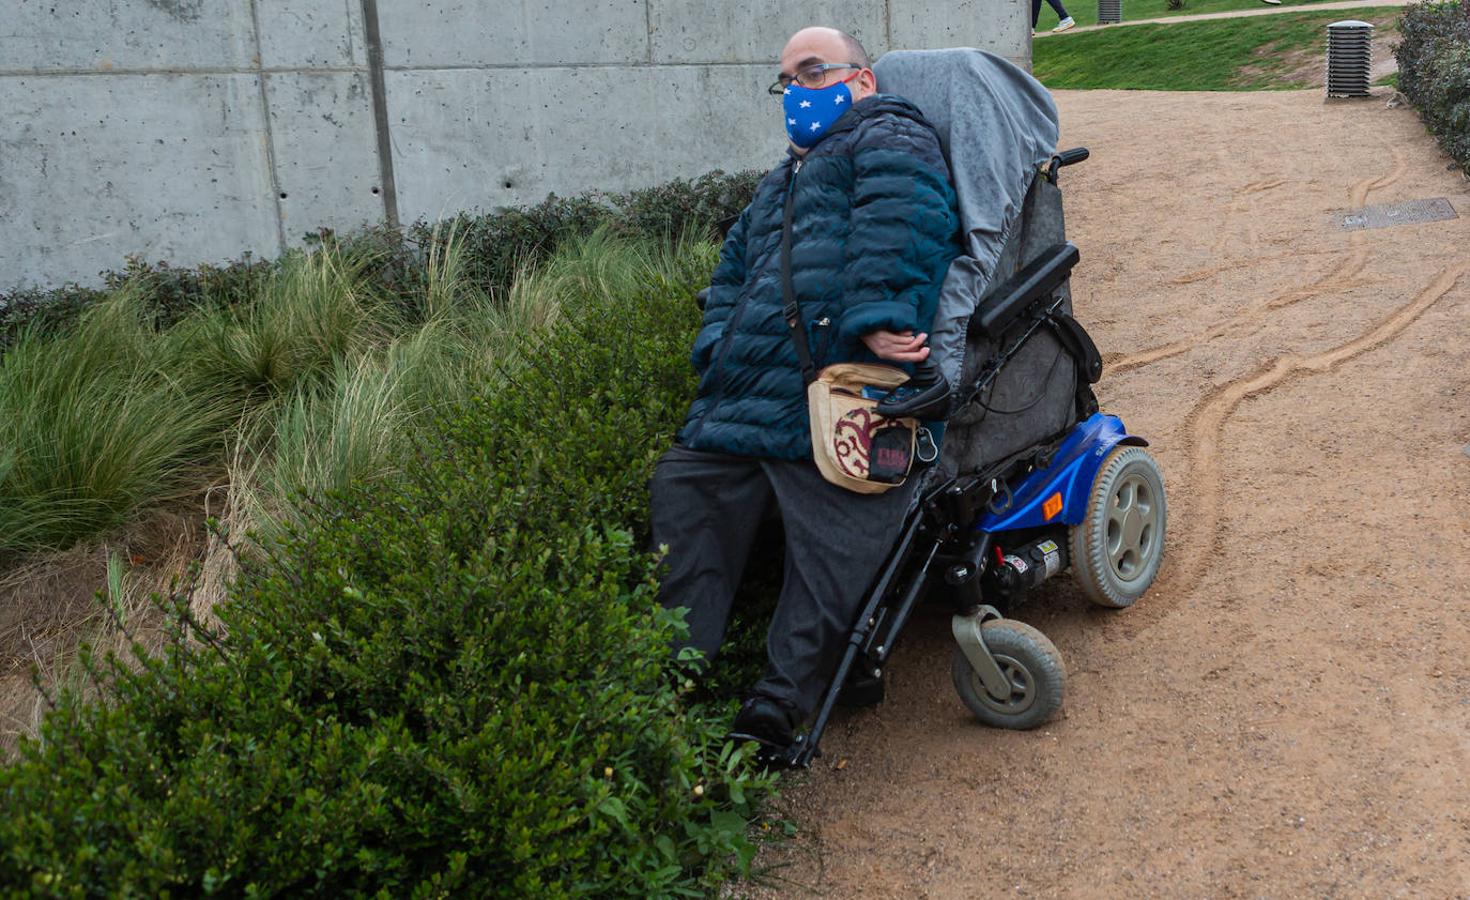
[842,69,871,92]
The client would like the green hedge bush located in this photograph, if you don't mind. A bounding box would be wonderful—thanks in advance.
[1397,1,1470,176]
[0,257,777,895]
[0,171,762,352]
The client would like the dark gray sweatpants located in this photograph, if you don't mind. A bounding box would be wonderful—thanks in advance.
[650,445,919,718]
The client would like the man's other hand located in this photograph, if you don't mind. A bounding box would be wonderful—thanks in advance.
[861,329,929,363]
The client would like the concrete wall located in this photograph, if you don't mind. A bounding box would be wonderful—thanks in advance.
[1,0,1029,291]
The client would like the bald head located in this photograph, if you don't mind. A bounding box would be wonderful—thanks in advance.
[779,26,877,100]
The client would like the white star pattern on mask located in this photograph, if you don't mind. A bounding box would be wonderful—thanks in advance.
[809,122,821,131]
[834,94,845,104]
[788,118,796,126]
[784,87,792,95]
[799,100,812,108]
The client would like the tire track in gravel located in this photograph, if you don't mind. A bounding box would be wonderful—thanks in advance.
[1107,155,1407,375]
[1134,260,1470,626]
[1207,173,1278,257]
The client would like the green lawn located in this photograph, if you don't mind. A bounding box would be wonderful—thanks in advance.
[1033,8,1400,90]
[1035,0,1355,30]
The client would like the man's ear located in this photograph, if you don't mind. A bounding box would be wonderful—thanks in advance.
[858,68,878,99]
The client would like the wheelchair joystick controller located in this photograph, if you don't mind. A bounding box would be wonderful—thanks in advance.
[875,356,951,420]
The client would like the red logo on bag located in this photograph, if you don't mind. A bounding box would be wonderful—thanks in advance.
[833,409,876,477]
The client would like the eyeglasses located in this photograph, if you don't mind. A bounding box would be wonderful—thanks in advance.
[767,63,863,96]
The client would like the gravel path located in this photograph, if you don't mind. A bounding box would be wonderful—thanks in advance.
[751,88,1470,898]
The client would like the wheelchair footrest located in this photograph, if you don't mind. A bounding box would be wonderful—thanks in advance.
[729,733,813,771]
[837,671,885,708]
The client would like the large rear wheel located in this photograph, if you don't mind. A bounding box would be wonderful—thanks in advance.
[1070,445,1167,608]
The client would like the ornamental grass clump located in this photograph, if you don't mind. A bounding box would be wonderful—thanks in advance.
[0,228,709,562]
[0,289,234,555]
[180,244,387,402]
[0,241,775,895]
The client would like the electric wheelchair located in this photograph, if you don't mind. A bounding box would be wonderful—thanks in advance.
[745,49,1168,769]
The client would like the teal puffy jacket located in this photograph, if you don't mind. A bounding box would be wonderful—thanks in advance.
[678,94,961,460]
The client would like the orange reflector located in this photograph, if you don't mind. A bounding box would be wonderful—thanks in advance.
[1042,492,1063,521]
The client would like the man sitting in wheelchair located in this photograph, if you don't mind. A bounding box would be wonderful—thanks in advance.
[653,27,1167,762]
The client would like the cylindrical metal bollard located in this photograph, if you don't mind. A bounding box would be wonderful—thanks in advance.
[1098,0,1123,24]
[1326,20,1373,98]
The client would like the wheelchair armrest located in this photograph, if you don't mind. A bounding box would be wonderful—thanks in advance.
[968,242,1079,340]
[695,286,710,311]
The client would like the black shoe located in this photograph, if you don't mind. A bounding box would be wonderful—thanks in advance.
[728,693,798,749]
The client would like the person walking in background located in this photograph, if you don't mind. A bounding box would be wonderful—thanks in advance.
[1033,0,1076,33]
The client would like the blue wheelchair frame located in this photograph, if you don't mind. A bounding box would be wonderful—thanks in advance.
[978,412,1147,534]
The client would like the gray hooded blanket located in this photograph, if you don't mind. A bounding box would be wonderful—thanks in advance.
[874,48,1080,476]
[872,48,1061,388]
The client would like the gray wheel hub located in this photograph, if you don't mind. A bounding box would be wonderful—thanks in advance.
[969,654,1036,715]
[1105,471,1159,582]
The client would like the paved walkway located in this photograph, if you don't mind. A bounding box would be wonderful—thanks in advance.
[1033,0,1411,37]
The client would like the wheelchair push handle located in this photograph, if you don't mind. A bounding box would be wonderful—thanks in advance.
[1055,147,1089,167]
[1046,147,1089,184]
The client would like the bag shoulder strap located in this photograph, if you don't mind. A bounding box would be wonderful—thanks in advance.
[781,161,818,386]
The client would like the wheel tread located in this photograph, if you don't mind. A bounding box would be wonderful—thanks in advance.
[1069,446,1167,609]
[951,619,1065,730]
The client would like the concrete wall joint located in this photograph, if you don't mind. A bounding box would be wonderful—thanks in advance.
[360,0,400,229]
[248,0,288,254]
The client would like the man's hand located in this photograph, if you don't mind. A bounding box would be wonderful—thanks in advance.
[861,329,929,363]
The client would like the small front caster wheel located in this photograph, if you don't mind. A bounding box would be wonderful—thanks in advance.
[951,619,1065,730]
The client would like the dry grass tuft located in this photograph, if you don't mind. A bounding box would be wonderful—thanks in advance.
[0,509,208,754]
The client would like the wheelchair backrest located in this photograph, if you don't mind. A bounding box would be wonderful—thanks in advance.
[872,49,1083,476]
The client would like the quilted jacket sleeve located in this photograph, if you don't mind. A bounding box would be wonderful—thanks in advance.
[689,208,749,374]
[837,115,960,352]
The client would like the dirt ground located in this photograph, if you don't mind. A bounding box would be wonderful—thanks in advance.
[752,89,1470,897]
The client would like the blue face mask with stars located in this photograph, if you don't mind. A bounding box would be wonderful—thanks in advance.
[783,76,856,149]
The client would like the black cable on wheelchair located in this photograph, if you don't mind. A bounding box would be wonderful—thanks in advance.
[970,344,1072,416]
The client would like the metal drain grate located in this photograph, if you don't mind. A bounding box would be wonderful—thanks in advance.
[1098,0,1122,24]
[1327,20,1373,98]
[1335,197,1459,231]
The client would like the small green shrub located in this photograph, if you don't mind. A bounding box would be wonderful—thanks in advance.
[415,170,761,302]
[1397,1,1470,176]
[0,256,272,352]
[0,257,776,895]
[1,171,763,352]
